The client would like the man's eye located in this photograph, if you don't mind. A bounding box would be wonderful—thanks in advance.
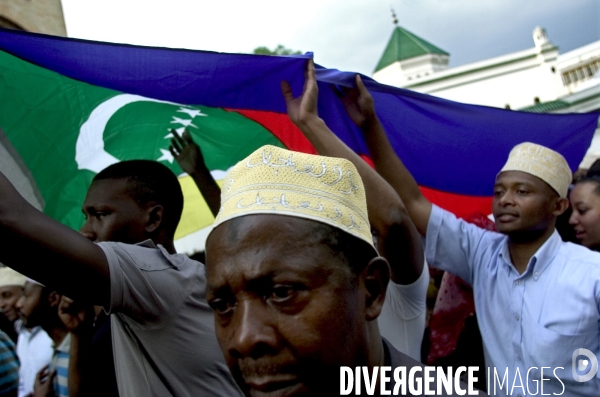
[270,285,296,302]
[516,190,529,195]
[209,298,234,315]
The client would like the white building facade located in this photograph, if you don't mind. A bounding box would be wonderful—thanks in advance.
[373,26,600,166]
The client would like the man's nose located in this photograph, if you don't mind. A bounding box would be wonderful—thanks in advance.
[227,299,279,360]
[497,191,515,206]
[79,220,96,241]
[15,296,23,310]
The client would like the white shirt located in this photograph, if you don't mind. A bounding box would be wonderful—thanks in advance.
[378,261,429,361]
[16,324,54,397]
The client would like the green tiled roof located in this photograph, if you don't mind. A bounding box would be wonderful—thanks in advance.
[374,26,449,73]
[519,99,570,113]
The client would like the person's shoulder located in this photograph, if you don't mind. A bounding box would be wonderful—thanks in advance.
[0,330,13,347]
[384,339,488,396]
[559,241,600,266]
[432,205,505,247]
[98,240,203,274]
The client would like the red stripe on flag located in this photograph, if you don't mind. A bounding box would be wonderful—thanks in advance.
[226,111,491,221]
[420,186,493,220]
[359,153,492,219]
[228,109,317,154]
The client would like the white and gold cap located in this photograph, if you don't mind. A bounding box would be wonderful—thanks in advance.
[0,267,26,288]
[212,145,376,252]
[500,142,572,198]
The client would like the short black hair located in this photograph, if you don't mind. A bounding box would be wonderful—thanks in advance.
[93,160,184,236]
[311,222,377,276]
[586,159,600,178]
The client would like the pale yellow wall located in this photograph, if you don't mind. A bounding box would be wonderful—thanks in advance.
[0,0,66,36]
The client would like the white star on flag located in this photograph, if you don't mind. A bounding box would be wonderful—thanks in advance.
[177,107,207,118]
[157,148,174,163]
[171,116,198,128]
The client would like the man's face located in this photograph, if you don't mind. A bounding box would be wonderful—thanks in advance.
[492,171,560,235]
[0,285,23,322]
[15,282,44,328]
[206,215,367,397]
[79,178,149,243]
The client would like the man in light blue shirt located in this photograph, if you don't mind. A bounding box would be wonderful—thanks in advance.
[347,75,600,396]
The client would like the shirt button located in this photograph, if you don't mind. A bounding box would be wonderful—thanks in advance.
[515,280,521,285]
[534,272,540,277]
[515,314,520,321]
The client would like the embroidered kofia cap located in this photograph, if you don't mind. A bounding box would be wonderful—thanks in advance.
[213,145,376,253]
[25,277,44,287]
[0,267,26,288]
[499,142,572,198]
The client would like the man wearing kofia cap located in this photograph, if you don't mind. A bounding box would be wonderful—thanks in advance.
[0,267,26,342]
[344,73,600,396]
[204,143,483,396]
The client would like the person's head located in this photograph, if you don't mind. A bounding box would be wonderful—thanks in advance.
[79,160,183,244]
[493,142,570,241]
[0,267,26,322]
[206,146,389,396]
[569,175,600,250]
[15,280,61,329]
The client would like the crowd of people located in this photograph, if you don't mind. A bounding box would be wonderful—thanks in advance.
[0,59,598,396]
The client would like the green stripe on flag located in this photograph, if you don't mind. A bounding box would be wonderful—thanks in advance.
[0,50,284,240]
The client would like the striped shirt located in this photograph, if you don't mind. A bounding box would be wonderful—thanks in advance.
[52,333,71,397]
[0,329,19,394]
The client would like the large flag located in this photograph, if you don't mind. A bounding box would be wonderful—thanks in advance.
[0,29,598,252]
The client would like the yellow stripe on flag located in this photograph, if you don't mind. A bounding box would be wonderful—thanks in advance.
[174,175,222,241]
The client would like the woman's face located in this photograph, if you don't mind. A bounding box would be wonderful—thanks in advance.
[569,181,600,249]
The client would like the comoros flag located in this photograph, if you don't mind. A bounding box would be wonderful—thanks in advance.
[0,29,598,252]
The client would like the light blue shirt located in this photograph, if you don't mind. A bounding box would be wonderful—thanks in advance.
[426,205,600,396]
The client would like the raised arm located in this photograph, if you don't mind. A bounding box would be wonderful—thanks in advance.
[350,75,432,236]
[0,171,110,305]
[281,60,423,284]
[170,129,221,217]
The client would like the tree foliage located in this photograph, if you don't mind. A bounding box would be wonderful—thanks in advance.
[253,44,302,56]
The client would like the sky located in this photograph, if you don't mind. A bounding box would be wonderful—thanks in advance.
[61,0,600,76]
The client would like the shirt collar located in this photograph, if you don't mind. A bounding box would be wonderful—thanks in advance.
[54,332,71,353]
[499,230,562,279]
[136,239,157,248]
[135,239,180,269]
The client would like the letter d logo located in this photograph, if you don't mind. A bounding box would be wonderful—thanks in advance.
[572,348,598,382]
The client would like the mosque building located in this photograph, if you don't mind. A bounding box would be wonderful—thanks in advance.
[372,22,600,166]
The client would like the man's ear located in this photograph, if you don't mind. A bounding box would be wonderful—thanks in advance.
[145,204,165,234]
[47,291,62,308]
[361,256,391,321]
[552,197,569,217]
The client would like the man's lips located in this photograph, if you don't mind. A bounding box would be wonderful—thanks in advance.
[496,213,518,222]
[246,377,307,397]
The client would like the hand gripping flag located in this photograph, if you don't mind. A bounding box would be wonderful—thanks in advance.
[0,29,598,252]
